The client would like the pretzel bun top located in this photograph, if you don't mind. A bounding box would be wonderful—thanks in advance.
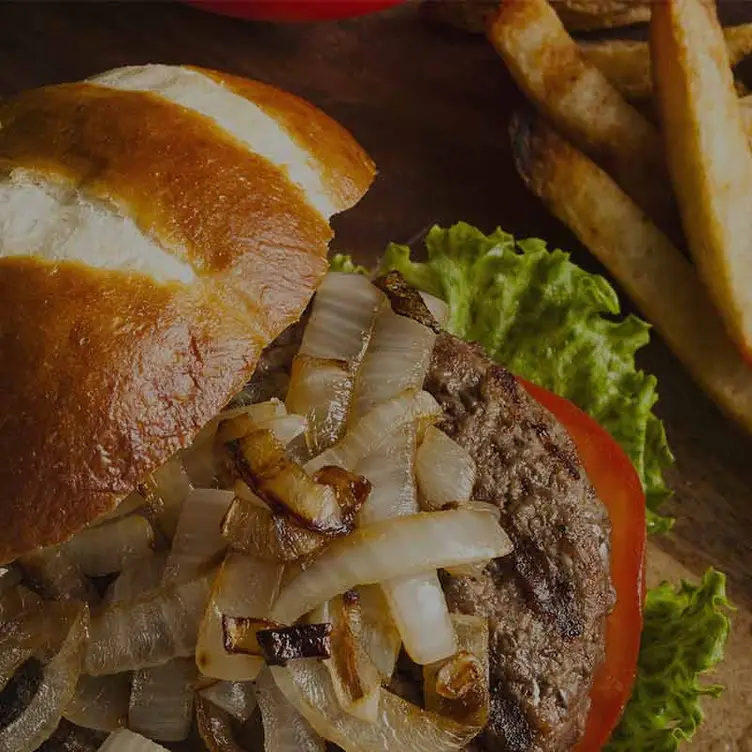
[0,64,375,563]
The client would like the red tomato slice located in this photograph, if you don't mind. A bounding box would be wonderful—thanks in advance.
[520,379,646,751]
[186,0,404,21]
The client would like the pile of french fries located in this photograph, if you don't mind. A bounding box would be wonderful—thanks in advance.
[487,0,752,433]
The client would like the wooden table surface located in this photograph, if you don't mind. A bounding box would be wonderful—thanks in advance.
[0,1,750,747]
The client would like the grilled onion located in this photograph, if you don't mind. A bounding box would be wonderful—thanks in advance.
[62,516,155,578]
[226,429,352,534]
[221,496,327,562]
[195,696,245,752]
[98,729,168,752]
[355,424,417,526]
[85,575,213,675]
[256,666,326,752]
[382,572,456,665]
[271,509,512,624]
[306,390,441,474]
[19,546,98,604]
[0,585,42,624]
[128,658,196,742]
[199,681,257,723]
[415,427,476,510]
[423,614,490,729]
[196,554,282,681]
[287,358,352,457]
[287,273,381,455]
[310,593,381,723]
[298,273,382,364]
[352,308,437,419]
[139,458,193,540]
[105,552,168,604]
[271,660,481,751]
[354,424,456,665]
[356,585,401,682]
[162,489,234,584]
[0,603,89,752]
[64,673,131,732]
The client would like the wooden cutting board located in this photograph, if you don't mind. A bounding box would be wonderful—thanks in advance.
[0,1,750,747]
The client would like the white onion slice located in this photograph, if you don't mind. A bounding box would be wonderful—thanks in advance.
[142,458,194,540]
[85,575,213,675]
[288,273,381,455]
[352,308,437,419]
[128,658,196,742]
[0,602,89,752]
[271,660,480,752]
[0,585,42,625]
[64,673,131,732]
[353,424,455,664]
[306,390,441,473]
[271,509,512,624]
[419,291,449,327]
[195,696,245,752]
[191,399,287,450]
[96,491,148,526]
[287,357,352,456]
[415,427,476,510]
[199,681,257,723]
[196,554,282,681]
[355,423,418,526]
[62,515,155,577]
[106,552,168,604]
[357,585,401,681]
[221,496,326,562]
[310,594,381,723]
[98,729,169,752]
[162,489,234,584]
[19,546,98,604]
[423,614,490,728]
[256,666,326,752]
[0,606,52,691]
[298,273,382,363]
[382,572,456,665]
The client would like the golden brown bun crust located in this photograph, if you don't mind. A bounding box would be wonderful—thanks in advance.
[0,67,375,563]
[196,68,376,215]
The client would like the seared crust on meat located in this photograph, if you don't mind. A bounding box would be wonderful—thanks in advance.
[426,333,613,752]
[0,65,374,563]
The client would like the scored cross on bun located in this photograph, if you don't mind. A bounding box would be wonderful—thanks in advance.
[0,64,375,564]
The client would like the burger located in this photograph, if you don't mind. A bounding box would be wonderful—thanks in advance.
[0,64,730,752]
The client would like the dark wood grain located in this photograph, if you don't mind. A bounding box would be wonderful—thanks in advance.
[0,1,751,744]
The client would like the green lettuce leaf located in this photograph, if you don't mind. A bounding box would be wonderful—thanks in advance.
[606,569,732,751]
[378,222,674,533]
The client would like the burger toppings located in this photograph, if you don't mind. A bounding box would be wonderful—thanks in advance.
[0,602,88,752]
[0,270,513,750]
[63,673,131,733]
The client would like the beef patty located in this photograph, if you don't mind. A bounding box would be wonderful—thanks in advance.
[248,326,614,752]
[427,333,613,752]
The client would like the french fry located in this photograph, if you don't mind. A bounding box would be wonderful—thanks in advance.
[652,0,752,360]
[510,112,752,432]
[580,23,752,103]
[550,0,650,31]
[741,94,752,142]
[488,0,675,232]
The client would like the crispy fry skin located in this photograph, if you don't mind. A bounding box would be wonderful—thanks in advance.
[551,0,650,30]
[580,23,752,103]
[511,112,752,431]
[488,0,676,233]
[652,0,752,360]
